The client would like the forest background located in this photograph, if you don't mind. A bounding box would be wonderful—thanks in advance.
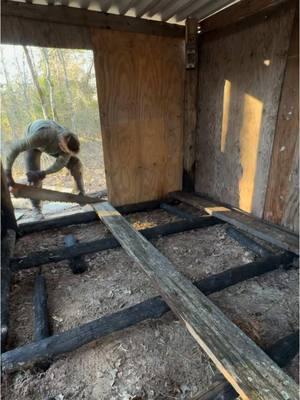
[1,45,105,193]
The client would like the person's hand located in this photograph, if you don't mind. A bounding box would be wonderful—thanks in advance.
[5,170,15,187]
[26,170,46,184]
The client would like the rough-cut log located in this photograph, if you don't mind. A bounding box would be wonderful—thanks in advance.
[33,273,49,341]
[12,217,221,271]
[1,251,294,373]
[92,202,298,400]
[64,234,87,274]
[160,203,197,222]
[18,199,164,235]
[1,163,17,235]
[195,330,299,400]
[226,226,273,257]
[1,230,16,352]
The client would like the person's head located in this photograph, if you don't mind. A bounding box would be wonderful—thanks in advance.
[59,132,80,155]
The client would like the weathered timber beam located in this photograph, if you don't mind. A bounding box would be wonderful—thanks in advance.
[1,163,17,235]
[33,273,50,341]
[1,230,16,352]
[1,251,294,372]
[1,1,184,38]
[18,199,164,235]
[171,191,299,255]
[12,217,221,271]
[195,330,299,400]
[64,234,87,274]
[92,202,298,399]
[160,202,197,222]
[200,0,291,33]
[226,226,273,258]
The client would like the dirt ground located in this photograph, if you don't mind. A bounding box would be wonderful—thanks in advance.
[2,205,299,400]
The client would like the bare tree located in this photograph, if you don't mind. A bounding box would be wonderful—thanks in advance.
[57,49,76,130]
[14,48,33,120]
[42,48,58,121]
[23,46,49,119]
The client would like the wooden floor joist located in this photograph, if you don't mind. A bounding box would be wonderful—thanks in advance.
[171,192,299,255]
[12,217,220,271]
[1,252,294,372]
[92,201,298,400]
[18,199,165,235]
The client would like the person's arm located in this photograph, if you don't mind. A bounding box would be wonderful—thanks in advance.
[6,138,31,175]
[43,154,71,175]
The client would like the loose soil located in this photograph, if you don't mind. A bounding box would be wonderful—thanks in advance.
[2,205,299,400]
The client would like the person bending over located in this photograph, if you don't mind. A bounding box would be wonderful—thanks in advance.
[5,119,85,217]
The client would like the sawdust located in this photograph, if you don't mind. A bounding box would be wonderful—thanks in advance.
[2,206,299,400]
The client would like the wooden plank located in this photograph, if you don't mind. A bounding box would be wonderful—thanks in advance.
[200,0,291,33]
[264,8,299,233]
[183,18,199,191]
[1,230,16,352]
[92,201,298,400]
[1,1,184,39]
[194,330,299,400]
[160,202,197,222]
[1,15,92,49]
[195,4,295,218]
[2,252,294,373]
[91,29,184,206]
[12,217,221,271]
[172,192,299,255]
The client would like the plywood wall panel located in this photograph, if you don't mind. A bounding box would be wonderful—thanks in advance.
[264,10,299,233]
[195,5,295,218]
[91,30,184,206]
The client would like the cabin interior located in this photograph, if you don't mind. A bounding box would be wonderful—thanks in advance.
[1,0,299,399]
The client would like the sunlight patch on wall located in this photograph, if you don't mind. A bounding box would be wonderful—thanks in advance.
[238,93,263,213]
[221,79,231,152]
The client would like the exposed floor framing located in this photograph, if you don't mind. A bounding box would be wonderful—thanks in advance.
[1,194,299,399]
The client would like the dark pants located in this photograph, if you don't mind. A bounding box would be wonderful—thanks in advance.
[25,149,84,211]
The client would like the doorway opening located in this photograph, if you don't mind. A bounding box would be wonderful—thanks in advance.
[1,45,106,219]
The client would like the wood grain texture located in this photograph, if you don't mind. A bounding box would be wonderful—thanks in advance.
[1,15,92,49]
[172,191,299,255]
[92,201,298,400]
[195,4,295,218]
[200,0,291,33]
[264,8,299,233]
[91,29,184,206]
[183,18,199,191]
[2,1,184,39]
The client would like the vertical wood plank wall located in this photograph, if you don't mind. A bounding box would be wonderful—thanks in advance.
[194,3,297,231]
[264,9,299,233]
[91,29,184,206]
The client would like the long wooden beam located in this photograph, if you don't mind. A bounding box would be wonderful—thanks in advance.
[18,199,163,235]
[92,202,298,400]
[1,252,294,373]
[172,192,299,255]
[1,1,184,42]
[195,330,299,400]
[200,0,291,33]
[12,217,221,271]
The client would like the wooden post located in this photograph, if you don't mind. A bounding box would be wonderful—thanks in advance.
[33,273,50,341]
[183,18,199,192]
[64,234,87,274]
[1,163,17,236]
[1,230,16,352]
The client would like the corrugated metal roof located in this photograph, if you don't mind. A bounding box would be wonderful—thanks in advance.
[7,0,239,24]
